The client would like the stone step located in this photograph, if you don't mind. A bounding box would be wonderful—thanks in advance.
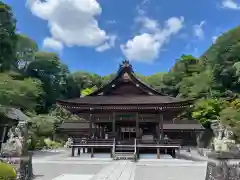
[113,152,135,160]
[115,152,134,154]
[115,147,134,151]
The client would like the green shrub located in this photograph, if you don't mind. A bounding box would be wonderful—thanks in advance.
[44,138,62,149]
[0,162,17,180]
[35,136,46,150]
[27,137,37,150]
[27,133,39,150]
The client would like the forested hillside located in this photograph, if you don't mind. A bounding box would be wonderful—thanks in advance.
[1,1,240,149]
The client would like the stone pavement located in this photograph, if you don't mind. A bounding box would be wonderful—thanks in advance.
[32,149,208,180]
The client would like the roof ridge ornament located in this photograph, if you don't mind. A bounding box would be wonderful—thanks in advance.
[122,60,130,67]
[118,60,134,73]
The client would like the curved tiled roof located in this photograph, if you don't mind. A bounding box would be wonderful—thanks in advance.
[57,60,193,106]
[58,95,190,105]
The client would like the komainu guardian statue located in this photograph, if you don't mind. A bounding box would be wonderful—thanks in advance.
[1,121,33,180]
[211,120,237,152]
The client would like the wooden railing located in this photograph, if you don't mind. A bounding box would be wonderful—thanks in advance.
[111,138,116,158]
[71,138,115,157]
[139,139,183,145]
[87,139,114,145]
[133,138,137,162]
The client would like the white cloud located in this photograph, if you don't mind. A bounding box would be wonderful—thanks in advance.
[120,33,160,62]
[96,35,117,52]
[141,0,150,5]
[221,0,240,10]
[212,36,218,43]
[193,21,205,39]
[26,0,114,51]
[121,16,184,63]
[106,20,116,24]
[135,16,159,33]
[43,37,63,51]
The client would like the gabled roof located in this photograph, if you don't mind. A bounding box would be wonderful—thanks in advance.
[57,60,193,107]
[0,106,29,121]
[5,108,29,121]
[89,60,163,96]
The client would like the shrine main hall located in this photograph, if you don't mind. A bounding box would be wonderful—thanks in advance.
[57,60,204,159]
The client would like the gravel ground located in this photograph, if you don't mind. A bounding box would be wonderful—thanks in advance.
[33,163,105,180]
[32,149,208,180]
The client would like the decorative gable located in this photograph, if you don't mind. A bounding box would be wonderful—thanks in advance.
[89,60,163,96]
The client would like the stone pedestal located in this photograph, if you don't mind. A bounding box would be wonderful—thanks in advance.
[205,152,240,180]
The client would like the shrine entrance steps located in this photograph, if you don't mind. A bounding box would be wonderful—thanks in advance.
[112,139,137,161]
[113,146,136,160]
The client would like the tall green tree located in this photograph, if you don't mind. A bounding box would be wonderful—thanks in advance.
[200,26,240,96]
[70,71,103,90]
[191,99,227,127]
[81,86,97,96]
[0,1,17,72]
[162,54,201,97]
[16,34,38,71]
[26,52,70,113]
[102,73,115,84]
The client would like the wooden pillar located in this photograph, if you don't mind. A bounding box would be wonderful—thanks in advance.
[101,126,105,139]
[172,148,176,158]
[156,113,163,159]
[156,120,160,159]
[89,113,94,155]
[91,147,94,158]
[156,121,160,143]
[99,125,101,138]
[98,125,101,138]
[136,112,140,139]
[71,147,75,157]
[95,124,99,138]
[159,113,164,143]
[112,112,116,138]
[156,148,160,159]
[89,114,93,138]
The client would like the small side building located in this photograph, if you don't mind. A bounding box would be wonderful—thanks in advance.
[0,107,29,149]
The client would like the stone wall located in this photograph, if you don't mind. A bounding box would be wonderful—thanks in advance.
[205,153,240,180]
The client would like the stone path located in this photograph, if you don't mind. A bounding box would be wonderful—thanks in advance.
[90,161,135,180]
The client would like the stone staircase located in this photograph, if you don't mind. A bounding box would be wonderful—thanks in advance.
[112,139,137,161]
[113,147,135,160]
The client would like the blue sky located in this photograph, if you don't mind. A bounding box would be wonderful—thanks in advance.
[4,0,240,75]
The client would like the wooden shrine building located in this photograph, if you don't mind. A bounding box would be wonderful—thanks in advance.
[57,60,204,158]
